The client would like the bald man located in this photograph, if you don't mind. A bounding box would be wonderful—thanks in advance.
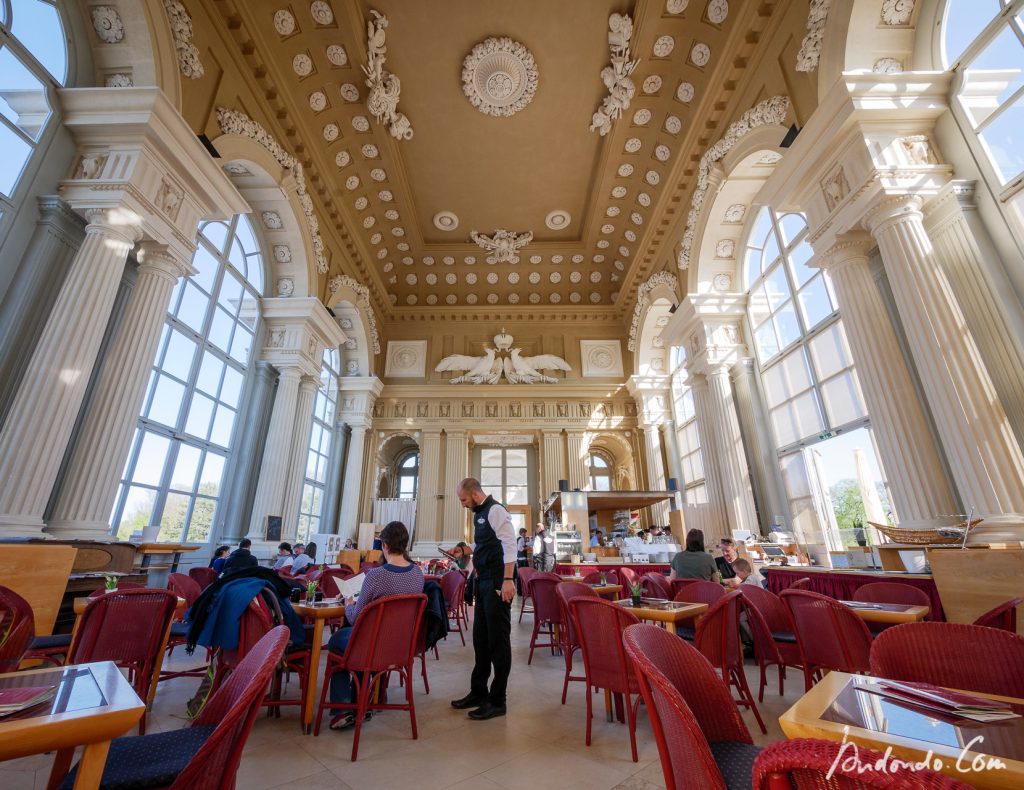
[450,477,517,720]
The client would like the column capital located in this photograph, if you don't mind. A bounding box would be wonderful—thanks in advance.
[82,207,144,247]
[862,194,925,236]
[923,179,978,232]
[36,195,86,231]
[136,241,196,281]
[815,231,875,272]
[298,374,320,392]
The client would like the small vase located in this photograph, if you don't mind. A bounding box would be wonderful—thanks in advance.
[631,595,641,606]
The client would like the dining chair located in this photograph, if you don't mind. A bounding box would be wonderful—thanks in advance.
[55,626,290,790]
[161,573,207,682]
[582,570,619,585]
[188,566,218,590]
[973,596,1022,633]
[527,572,563,664]
[668,578,699,599]
[554,581,599,704]
[569,597,643,761]
[753,738,974,789]
[623,623,760,790]
[0,584,35,672]
[617,567,639,596]
[780,588,872,691]
[640,572,671,599]
[440,569,468,645]
[738,585,803,700]
[870,621,1024,698]
[517,566,536,622]
[853,581,932,632]
[314,593,427,761]
[672,580,727,640]
[788,577,811,590]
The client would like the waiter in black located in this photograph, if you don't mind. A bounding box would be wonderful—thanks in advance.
[451,477,517,720]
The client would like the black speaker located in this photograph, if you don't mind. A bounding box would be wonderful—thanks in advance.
[558,479,569,492]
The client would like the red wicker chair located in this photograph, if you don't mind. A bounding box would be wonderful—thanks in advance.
[695,591,767,733]
[554,582,600,704]
[854,582,932,633]
[672,580,728,640]
[517,567,536,622]
[641,572,671,599]
[973,596,1022,633]
[314,593,426,761]
[870,621,1024,698]
[188,566,218,590]
[68,589,179,734]
[568,597,642,762]
[738,585,803,700]
[623,623,760,790]
[582,570,620,585]
[618,567,639,596]
[788,577,811,590]
[54,626,290,790]
[440,570,468,646]
[668,578,700,599]
[0,585,35,672]
[527,572,563,664]
[162,573,207,681]
[753,737,974,789]
[781,589,873,691]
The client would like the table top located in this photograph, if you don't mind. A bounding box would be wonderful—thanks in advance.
[779,671,1024,789]
[73,595,187,615]
[0,661,145,761]
[766,565,935,580]
[131,543,202,554]
[615,598,708,623]
[292,600,346,619]
[841,600,930,623]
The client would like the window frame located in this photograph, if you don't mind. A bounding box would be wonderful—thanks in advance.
[296,347,341,541]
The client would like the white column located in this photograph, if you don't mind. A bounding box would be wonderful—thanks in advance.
[689,374,728,538]
[280,375,319,541]
[0,210,139,537]
[662,419,685,492]
[864,195,1024,517]
[541,429,565,500]
[47,243,195,538]
[318,416,348,535]
[566,430,588,490]
[246,366,303,540]
[413,429,443,547]
[640,423,670,525]
[820,234,957,525]
[441,429,469,542]
[336,421,369,539]
[705,366,759,535]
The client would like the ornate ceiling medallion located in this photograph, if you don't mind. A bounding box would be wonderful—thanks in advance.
[433,211,459,232]
[462,37,539,117]
[590,13,639,135]
[545,209,571,230]
[470,229,533,264]
[364,10,413,140]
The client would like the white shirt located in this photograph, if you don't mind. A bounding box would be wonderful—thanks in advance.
[273,554,294,570]
[469,499,519,569]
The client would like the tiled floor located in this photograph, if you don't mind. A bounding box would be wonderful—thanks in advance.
[0,604,804,789]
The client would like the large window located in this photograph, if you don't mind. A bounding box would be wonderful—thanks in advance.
[297,348,341,541]
[588,452,612,491]
[669,345,708,505]
[943,0,1024,221]
[479,447,529,506]
[0,0,67,211]
[112,216,264,541]
[396,452,419,499]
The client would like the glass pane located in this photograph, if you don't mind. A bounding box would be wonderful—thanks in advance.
[175,282,210,332]
[591,454,608,468]
[147,375,185,427]
[209,404,236,447]
[778,213,807,246]
[505,449,528,466]
[979,98,1024,182]
[217,270,244,314]
[808,323,853,380]
[0,119,32,196]
[771,390,824,447]
[229,324,252,363]
[763,265,791,310]
[159,493,190,542]
[749,207,773,249]
[199,221,229,254]
[189,245,219,295]
[480,448,503,467]
[309,425,323,456]
[788,240,816,285]
[401,454,417,468]
[170,444,201,492]
[184,392,215,439]
[199,452,225,493]
[798,274,835,328]
[748,286,771,328]
[188,497,216,542]
[943,0,1002,65]
[0,47,49,140]
[755,321,779,361]
[480,467,503,488]
[208,308,233,353]
[10,0,68,83]
[762,347,814,407]
[820,370,866,426]
[132,433,170,486]
[161,330,197,382]
[743,246,762,289]
[592,476,611,491]
[506,466,528,486]
[220,365,244,407]
[227,238,247,273]
[117,486,158,538]
[233,215,258,257]
[506,485,528,505]
[195,352,224,397]
[965,25,1024,105]
[761,231,781,271]
[774,302,802,349]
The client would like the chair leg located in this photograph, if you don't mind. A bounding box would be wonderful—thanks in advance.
[420,653,430,694]
[758,662,767,703]
[313,661,335,736]
[626,692,638,763]
[351,674,371,762]
[528,621,540,664]
[733,666,767,735]
[561,650,571,705]
[778,665,785,697]
[585,684,593,746]
[406,666,418,740]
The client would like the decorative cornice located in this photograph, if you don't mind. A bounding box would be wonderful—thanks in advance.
[627,271,679,352]
[328,274,381,355]
[216,106,328,274]
[589,13,639,136]
[677,96,790,269]
[163,1,205,80]
[363,10,413,140]
[795,0,832,73]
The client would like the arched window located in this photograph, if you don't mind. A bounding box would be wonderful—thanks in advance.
[668,345,707,505]
[942,0,1024,222]
[396,452,419,499]
[0,0,68,212]
[297,347,341,541]
[588,452,612,491]
[112,216,264,541]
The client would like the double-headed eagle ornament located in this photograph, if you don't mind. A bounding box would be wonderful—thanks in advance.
[435,329,571,384]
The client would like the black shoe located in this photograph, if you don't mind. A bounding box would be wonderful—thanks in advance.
[468,702,506,720]
[451,693,486,710]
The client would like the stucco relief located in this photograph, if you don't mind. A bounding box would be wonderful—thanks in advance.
[364,10,413,140]
[580,340,625,377]
[795,0,832,73]
[164,1,205,79]
[328,274,381,355]
[881,0,915,26]
[384,340,427,378]
[462,37,539,118]
[91,6,124,44]
[589,13,639,136]
[628,271,678,351]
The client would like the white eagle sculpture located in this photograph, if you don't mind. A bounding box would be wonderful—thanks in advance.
[434,329,571,385]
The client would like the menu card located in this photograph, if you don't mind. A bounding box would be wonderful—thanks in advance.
[0,686,56,717]
[337,573,366,600]
[858,680,1021,723]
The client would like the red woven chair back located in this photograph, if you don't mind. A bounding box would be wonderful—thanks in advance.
[973,596,1022,632]
[781,589,872,675]
[641,573,671,598]
[569,597,639,693]
[788,577,811,590]
[582,570,619,585]
[0,585,35,672]
[172,626,289,790]
[624,624,749,790]
[529,574,564,625]
[854,582,930,617]
[668,579,699,599]
[737,585,793,634]
[742,596,782,667]
[218,599,275,673]
[694,590,743,669]
[318,568,352,598]
[870,621,1024,698]
[69,589,179,695]
[304,568,324,583]
[753,737,974,789]
[673,580,726,607]
[439,570,466,609]
[168,573,203,611]
[189,567,219,590]
[341,593,426,673]
[555,582,599,648]
[518,567,536,593]
[618,567,638,591]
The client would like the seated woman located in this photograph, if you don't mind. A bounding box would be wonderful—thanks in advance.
[450,541,473,569]
[291,542,317,576]
[327,521,424,730]
[669,528,721,583]
[209,545,230,573]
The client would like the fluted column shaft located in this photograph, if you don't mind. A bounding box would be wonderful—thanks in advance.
[705,368,759,535]
[280,376,319,541]
[414,429,443,546]
[246,367,303,539]
[318,419,348,535]
[336,422,368,539]
[689,375,728,538]
[47,243,196,538]
[865,196,1024,515]
[662,418,685,492]
[442,430,469,542]
[821,236,957,524]
[0,211,139,536]
[566,430,588,491]
[640,425,669,525]
[541,430,565,501]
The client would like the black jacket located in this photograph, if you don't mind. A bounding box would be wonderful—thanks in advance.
[221,547,259,576]
[422,580,448,650]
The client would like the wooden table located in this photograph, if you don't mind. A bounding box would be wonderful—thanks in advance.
[132,542,201,573]
[615,599,708,634]
[0,661,145,790]
[780,671,1024,789]
[558,576,622,599]
[292,599,346,734]
[841,600,930,624]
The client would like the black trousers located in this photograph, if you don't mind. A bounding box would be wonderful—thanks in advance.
[470,576,512,707]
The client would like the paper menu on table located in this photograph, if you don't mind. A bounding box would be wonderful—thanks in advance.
[338,573,365,599]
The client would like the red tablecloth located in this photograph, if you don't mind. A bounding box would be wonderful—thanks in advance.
[555,563,671,577]
[764,567,945,621]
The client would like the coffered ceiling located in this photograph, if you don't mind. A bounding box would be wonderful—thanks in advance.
[221,0,745,313]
